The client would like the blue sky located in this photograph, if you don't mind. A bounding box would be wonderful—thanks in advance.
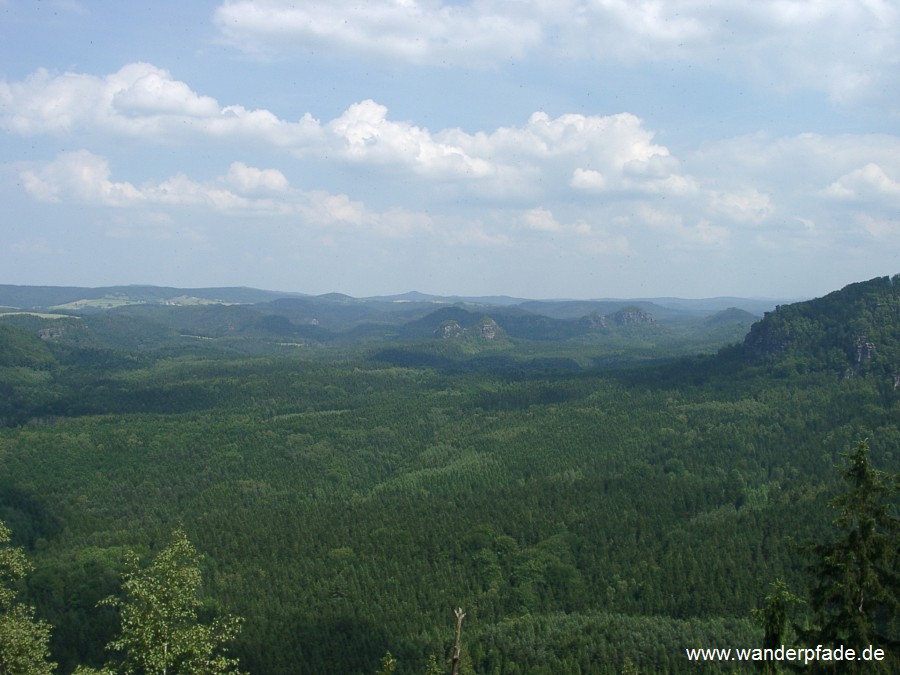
[2,0,898,299]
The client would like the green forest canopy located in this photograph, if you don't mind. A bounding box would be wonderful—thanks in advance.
[0,275,897,673]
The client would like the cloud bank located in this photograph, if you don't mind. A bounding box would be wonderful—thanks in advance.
[213,0,900,107]
[6,61,900,257]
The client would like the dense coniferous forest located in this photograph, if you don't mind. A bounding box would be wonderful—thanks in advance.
[0,276,898,673]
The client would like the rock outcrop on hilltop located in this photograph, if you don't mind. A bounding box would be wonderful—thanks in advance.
[742,275,900,381]
[611,307,656,326]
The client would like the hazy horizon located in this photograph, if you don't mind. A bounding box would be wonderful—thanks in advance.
[0,280,808,309]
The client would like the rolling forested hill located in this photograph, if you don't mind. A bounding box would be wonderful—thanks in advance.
[0,276,897,674]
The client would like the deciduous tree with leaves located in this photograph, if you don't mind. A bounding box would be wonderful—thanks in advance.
[0,519,56,675]
[93,530,244,675]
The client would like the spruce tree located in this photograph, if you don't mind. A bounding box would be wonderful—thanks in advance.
[805,440,898,672]
[752,578,802,674]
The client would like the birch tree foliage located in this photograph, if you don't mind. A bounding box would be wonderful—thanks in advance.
[99,530,244,675]
[0,520,56,675]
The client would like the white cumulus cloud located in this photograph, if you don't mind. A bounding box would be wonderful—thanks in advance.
[3,65,696,202]
[18,150,432,237]
[226,162,290,194]
[21,150,144,206]
[0,63,324,145]
[110,64,220,118]
[825,164,900,203]
[522,207,563,233]
[326,99,494,179]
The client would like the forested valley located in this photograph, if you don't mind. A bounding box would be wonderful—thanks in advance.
[0,276,898,674]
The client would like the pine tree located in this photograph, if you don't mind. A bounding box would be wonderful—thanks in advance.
[0,519,57,675]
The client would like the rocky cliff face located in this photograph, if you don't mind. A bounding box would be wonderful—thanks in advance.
[479,318,499,340]
[742,309,788,360]
[37,326,66,340]
[433,307,660,341]
[611,308,656,326]
[437,320,464,339]
[578,311,606,330]
[436,316,501,341]
[855,335,877,364]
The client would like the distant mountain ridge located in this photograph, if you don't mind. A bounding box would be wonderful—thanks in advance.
[2,276,897,381]
[0,284,303,310]
[0,283,778,316]
[0,282,793,361]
